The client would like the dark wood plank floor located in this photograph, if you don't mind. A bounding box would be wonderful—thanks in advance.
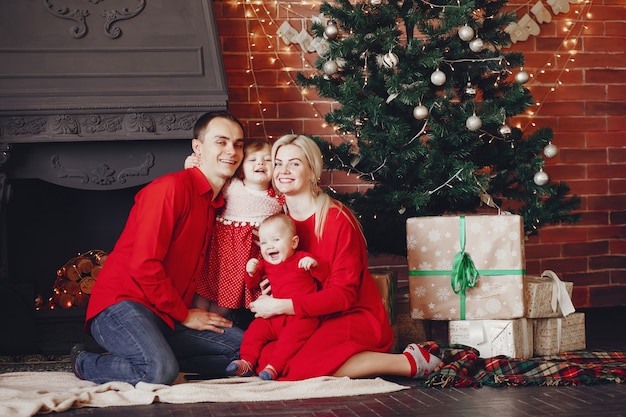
[56,306,626,417]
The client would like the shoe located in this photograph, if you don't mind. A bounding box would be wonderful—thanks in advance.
[403,343,442,379]
[70,343,86,380]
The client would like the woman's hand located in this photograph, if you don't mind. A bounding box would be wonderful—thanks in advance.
[249,295,294,318]
[181,308,233,333]
[184,153,201,169]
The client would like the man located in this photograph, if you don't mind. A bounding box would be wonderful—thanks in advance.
[72,111,246,385]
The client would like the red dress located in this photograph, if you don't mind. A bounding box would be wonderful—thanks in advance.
[256,205,394,380]
[196,178,283,309]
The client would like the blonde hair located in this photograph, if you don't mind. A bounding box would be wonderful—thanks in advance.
[272,134,361,240]
[260,213,297,238]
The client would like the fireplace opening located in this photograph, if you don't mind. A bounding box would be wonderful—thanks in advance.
[7,179,141,298]
[2,179,142,354]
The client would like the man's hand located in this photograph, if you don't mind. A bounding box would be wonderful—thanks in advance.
[181,308,233,333]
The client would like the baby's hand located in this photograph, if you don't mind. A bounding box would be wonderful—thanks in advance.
[184,153,201,169]
[246,258,260,276]
[298,256,318,271]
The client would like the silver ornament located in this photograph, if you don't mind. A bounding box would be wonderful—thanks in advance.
[544,143,558,158]
[465,82,477,96]
[458,25,474,41]
[499,124,512,136]
[324,22,338,40]
[382,52,399,68]
[469,38,484,52]
[534,170,549,186]
[413,105,429,120]
[466,114,482,131]
[430,69,446,86]
[323,60,338,75]
[515,70,529,84]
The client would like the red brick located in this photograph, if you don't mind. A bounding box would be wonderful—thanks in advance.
[589,285,626,307]
[611,270,626,285]
[584,38,626,54]
[588,225,626,241]
[571,286,589,308]
[587,164,626,180]
[606,22,626,37]
[607,85,626,101]
[608,115,626,131]
[556,116,607,132]
[589,255,626,270]
[588,195,626,211]
[563,241,609,257]
[541,257,588,273]
[565,271,610,286]
[525,260,542,275]
[576,211,609,226]
[525,242,562,259]
[587,4,626,21]
[567,179,609,196]
[609,148,626,163]
[610,211,626,225]
[611,239,626,255]
[560,148,606,164]
[585,132,626,148]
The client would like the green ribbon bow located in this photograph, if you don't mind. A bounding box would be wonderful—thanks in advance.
[450,216,478,320]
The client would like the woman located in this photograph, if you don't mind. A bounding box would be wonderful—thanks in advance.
[249,134,441,380]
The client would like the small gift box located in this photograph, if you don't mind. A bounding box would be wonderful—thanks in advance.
[533,312,586,356]
[449,318,533,358]
[407,215,526,320]
[370,270,396,324]
[524,270,575,318]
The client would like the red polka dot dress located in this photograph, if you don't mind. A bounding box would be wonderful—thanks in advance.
[196,178,284,309]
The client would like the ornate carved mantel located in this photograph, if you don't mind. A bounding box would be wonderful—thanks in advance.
[0,0,228,280]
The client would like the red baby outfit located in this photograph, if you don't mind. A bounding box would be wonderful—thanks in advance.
[196,178,283,309]
[240,251,328,374]
[256,206,394,380]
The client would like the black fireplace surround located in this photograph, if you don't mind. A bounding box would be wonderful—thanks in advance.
[0,0,228,354]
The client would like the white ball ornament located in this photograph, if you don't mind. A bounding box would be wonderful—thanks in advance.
[324,22,338,40]
[458,25,475,41]
[382,52,399,68]
[466,114,482,131]
[515,70,529,84]
[469,38,484,52]
[430,69,446,86]
[413,105,429,120]
[534,169,549,186]
[499,124,512,136]
[323,60,338,75]
[544,143,558,158]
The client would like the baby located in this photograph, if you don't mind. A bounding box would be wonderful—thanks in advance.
[226,213,329,380]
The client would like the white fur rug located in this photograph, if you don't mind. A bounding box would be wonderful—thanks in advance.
[0,371,409,417]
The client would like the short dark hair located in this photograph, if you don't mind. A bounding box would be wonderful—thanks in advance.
[193,110,245,140]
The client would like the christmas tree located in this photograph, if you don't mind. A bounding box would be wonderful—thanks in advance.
[297,0,581,255]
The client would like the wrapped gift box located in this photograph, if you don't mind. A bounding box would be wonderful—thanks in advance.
[407,215,525,320]
[370,270,396,324]
[449,318,533,358]
[533,312,586,356]
[524,270,575,318]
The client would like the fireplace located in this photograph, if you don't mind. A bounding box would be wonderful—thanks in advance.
[0,0,228,354]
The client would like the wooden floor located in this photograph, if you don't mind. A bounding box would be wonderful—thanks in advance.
[57,306,626,417]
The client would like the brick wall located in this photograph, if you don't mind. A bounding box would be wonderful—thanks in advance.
[212,0,626,308]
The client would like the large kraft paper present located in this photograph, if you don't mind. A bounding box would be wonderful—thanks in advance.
[524,270,575,318]
[407,215,525,320]
[449,318,533,358]
[533,312,586,355]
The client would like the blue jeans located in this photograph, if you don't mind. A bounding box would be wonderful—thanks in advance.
[75,300,243,385]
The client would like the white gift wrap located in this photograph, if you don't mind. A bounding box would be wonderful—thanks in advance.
[449,318,533,358]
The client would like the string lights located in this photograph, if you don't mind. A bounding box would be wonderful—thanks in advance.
[233,0,592,141]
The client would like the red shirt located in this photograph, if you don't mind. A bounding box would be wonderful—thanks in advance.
[85,167,224,329]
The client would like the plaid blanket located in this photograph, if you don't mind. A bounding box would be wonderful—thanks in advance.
[418,342,626,388]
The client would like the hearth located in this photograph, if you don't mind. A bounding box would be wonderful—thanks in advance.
[0,0,228,354]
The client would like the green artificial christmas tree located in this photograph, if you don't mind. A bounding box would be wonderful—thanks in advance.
[297,0,581,255]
